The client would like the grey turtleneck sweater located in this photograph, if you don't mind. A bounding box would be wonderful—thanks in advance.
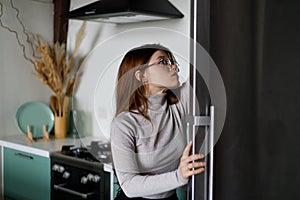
[110,82,189,199]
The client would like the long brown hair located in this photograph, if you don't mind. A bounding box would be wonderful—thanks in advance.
[115,44,178,120]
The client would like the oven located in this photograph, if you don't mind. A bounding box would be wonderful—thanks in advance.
[50,142,111,200]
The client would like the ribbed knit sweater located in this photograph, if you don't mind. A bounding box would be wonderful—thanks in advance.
[110,82,189,199]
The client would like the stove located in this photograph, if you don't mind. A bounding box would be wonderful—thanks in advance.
[50,141,111,200]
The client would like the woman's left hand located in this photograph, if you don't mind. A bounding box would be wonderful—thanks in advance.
[178,141,206,180]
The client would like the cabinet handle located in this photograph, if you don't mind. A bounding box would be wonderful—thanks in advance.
[14,153,34,160]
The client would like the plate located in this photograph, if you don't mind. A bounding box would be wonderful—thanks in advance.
[16,102,54,138]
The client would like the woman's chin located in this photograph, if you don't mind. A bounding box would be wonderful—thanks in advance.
[168,81,180,89]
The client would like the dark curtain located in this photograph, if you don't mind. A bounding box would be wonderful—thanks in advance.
[209,0,300,199]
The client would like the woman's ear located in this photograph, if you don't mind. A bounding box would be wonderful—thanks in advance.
[135,70,148,83]
[135,70,142,82]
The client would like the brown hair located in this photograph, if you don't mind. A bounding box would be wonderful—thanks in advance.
[115,44,178,120]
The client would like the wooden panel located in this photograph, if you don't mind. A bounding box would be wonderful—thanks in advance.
[53,0,70,43]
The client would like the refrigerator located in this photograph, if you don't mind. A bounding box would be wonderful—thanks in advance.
[187,0,300,199]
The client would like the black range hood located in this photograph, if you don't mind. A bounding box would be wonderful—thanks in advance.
[61,0,184,24]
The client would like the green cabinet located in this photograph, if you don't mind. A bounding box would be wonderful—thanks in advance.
[3,147,50,200]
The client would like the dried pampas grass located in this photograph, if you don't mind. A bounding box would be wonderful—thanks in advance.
[33,22,86,116]
[34,22,86,96]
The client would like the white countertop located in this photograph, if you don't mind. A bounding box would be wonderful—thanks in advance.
[0,134,108,157]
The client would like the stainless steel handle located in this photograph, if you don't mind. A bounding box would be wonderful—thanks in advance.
[208,106,215,200]
[14,153,33,160]
[53,184,94,199]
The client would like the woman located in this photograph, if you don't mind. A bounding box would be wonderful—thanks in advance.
[110,44,206,200]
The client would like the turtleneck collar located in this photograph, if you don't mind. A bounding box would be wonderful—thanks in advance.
[147,92,167,111]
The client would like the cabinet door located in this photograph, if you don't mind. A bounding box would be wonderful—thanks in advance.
[3,147,50,200]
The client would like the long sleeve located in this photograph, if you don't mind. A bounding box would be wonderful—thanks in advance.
[115,167,187,198]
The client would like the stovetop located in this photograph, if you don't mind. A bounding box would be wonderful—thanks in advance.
[51,141,111,165]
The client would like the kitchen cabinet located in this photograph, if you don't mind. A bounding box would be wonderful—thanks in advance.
[3,147,50,200]
[0,135,105,200]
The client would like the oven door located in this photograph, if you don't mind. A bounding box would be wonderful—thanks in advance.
[51,160,106,200]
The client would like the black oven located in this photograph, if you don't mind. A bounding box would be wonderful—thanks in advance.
[51,143,111,200]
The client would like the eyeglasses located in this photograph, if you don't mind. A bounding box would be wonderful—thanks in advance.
[138,57,180,72]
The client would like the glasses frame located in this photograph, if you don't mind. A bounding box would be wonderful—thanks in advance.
[137,57,180,72]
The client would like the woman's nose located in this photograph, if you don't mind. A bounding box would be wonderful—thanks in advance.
[169,64,179,72]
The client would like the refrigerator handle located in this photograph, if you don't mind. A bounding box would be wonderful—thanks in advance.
[209,106,215,200]
[186,106,214,200]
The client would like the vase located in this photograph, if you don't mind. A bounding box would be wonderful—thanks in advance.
[52,95,70,139]
[54,115,67,139]
[68,110,79,138]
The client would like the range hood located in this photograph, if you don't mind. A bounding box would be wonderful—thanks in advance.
[61,0,184,24]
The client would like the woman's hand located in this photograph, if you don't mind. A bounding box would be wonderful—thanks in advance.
[179,141,206,180]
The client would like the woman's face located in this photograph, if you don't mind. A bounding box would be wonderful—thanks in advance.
[141,50,180,94]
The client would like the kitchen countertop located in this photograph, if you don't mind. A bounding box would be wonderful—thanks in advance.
[0,134,114,173]
[0,134,108,157]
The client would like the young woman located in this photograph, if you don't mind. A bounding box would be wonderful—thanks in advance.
[110,44,206,200]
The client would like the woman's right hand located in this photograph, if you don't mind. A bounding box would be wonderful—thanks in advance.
[178,141,206,180]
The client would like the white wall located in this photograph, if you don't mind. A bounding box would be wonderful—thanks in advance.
[0,0,53,136]
[67,0,191,140]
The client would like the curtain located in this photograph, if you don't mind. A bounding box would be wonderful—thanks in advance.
[209,0,300,199]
